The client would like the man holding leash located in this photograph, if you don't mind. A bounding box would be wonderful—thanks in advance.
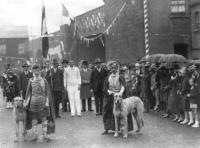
[19,63,33,100]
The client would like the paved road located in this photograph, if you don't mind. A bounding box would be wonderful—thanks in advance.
[0,107,200,148]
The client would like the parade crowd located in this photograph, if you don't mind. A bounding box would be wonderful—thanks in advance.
[0,57,200,140]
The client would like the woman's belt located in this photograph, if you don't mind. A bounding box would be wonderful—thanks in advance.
[109,89,120,93]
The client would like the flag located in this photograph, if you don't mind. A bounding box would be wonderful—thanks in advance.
[62,4,69,17]
[41,4,49,58]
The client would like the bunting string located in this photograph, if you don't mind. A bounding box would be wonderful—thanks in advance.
[0,56,26,60]
[76,2,127,47]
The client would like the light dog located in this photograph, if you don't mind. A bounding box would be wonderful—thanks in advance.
[13,96,27,142]
[113,94,144,138]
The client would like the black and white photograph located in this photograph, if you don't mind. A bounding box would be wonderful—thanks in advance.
[0,0,200,147]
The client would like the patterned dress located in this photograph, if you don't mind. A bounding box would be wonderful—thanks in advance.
[29,77,49,120]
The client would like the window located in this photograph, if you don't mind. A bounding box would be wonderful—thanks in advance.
[170,0,186,13]
[18,43,25,55]
[0,44,6,55]
[194,11,200,29]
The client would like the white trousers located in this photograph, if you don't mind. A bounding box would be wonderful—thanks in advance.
[67,86,81,116]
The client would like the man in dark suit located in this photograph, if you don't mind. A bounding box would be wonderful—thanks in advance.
[19,63,33,100]
[90,58,108,116]
[46,59,64,118]
[80,60,93,112]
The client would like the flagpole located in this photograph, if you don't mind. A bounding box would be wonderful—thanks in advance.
[41,0,53,87]
[42,0,44,62]
[60,0,63,27]
[41,0,49,65]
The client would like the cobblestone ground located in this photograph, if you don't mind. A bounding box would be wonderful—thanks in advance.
[0,92,200,148]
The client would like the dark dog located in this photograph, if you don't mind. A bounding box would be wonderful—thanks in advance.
[13,97,27,142]
[113,94,144,138]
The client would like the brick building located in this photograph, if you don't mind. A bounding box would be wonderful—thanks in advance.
[61,0,200,63]
[190,0,200,59]
[0,26,29,71]
[0,26,29,58]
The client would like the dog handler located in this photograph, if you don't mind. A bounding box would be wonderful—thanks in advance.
[25,64,55,141]
[102,61,133,135]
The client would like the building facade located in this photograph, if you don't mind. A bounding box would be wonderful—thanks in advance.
[61,0,200,63]
[0,26,29,71]
[0,26,29,58]
[190,0,200,59]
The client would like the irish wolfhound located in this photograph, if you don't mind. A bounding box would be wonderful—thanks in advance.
[113,94,144,138]
[13,96,27,142]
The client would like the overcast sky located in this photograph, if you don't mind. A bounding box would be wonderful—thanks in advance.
[0,0,104,36]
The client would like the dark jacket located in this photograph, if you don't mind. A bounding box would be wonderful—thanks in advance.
[46,68,64,92]
[140,72,151,98]
[188,84,200,104]
[180,74,190,96]
[4,74,20,97]
[90,68,108,93]
[19,71,33,92]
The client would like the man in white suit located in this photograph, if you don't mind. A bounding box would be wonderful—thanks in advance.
[64,60,82,117]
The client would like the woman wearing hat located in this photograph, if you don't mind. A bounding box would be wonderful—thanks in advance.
[102,61,133,135]
[25,64,55,141]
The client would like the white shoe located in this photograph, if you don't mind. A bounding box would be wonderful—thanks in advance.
[6,103,9,109]
[187,120,193,126]
[180,119,188,125]
[172,116,178,122]
[10,103,13,108]
[154,106,158,111]
[8,102,11,108]
[192,121,199,128]
[177,117,183,122]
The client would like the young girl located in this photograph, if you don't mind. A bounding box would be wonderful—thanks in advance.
[187,77,199,128]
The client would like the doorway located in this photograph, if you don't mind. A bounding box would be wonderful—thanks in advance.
[77,34,106,63]
[174,44,188,58]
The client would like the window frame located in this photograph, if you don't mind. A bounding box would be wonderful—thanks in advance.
[170,0,186,14]
[194,11,200,30]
